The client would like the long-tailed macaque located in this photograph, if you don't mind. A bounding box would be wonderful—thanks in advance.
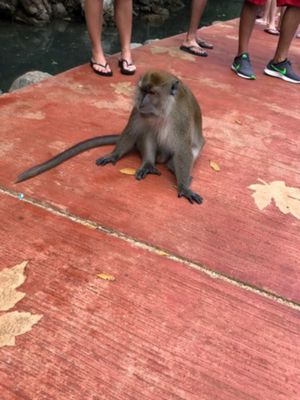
[15,69,205,204]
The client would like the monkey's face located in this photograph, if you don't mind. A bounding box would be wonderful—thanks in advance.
[136,84,177,118]
[136,86,161,117]
[136,70,180,118]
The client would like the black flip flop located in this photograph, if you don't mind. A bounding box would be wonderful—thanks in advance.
[197,38,214,50]
[118,59,136,75]
[90,60,113,77]
[179,45,208,57]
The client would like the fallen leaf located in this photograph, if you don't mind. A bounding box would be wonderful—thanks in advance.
[0,261,27,311]
[209,160,221,171]
[97,273,116,281]
[235,120,243,125]
[156,250,168,257]
[120,167,136,175]
[248,180,300,219]
[0,311,42,347]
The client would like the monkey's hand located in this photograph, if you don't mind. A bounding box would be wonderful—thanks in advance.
[178,186,203,204]
[96,153,118,166]
[135,164,161,180]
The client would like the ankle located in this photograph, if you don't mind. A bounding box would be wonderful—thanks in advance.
[121,47,132,60]
[272,57,287,64]
[91,48,105,61]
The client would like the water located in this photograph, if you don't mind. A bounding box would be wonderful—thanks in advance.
[0,0,243,92]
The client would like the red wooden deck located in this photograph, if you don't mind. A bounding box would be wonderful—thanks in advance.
[0,19,299,399]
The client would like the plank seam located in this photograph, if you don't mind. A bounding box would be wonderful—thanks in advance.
[0,185,299,311]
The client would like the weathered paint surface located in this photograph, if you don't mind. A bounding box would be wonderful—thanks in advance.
[0,19,299,399]
[0,196,299,399]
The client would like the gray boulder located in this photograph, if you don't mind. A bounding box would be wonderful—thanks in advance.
[9,71,52,92]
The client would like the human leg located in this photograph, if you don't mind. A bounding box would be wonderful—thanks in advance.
[85,0,112,75]
[238,1,260,55]
[114,0,136,74]
[273,5,300,62]
[180,0,210,57]
[264,5,300,82]
[231,1,261,79]
[257,0,272,24]
[264,0,280,33]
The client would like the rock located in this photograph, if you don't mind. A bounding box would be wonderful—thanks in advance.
[138,0,151,5]
[13,0,52,24]
[9,71,52,92]
[0,0,18,17]
[130,43,143,49]
[52,3,68,19]
[144,39,160,45]
[0,0,185,24]
[142,13,169,26]
[152,6,170,17]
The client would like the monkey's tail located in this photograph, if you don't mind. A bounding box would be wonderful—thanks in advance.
[15,134,120,183]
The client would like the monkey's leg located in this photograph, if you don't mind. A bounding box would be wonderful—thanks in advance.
[135,136,161,180]
[172,154,203,204]
[166,159,193,185]
[95,133,136,166]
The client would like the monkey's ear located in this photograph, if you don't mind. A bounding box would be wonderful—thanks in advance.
[170,80,179,96]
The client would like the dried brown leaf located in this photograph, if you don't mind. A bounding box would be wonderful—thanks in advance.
[235,119,243,125]
[209,160,221,171]
[97,273,116,282]
[120,167,136,175]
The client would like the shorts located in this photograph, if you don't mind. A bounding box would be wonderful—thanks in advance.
[246,0,300,5]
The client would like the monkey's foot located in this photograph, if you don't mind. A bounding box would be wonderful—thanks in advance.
[178,187,203,204]
[135,164,161,180]
[96,154,118,166]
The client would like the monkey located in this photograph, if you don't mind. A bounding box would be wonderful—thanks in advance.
[15,69,205,204]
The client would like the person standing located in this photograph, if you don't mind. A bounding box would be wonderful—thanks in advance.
[256,0,280,35]
[231,0,300,83]
[85,0,136,76]
[180,0,213,57]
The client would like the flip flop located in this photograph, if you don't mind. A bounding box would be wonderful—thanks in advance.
[90,60,113,77]
[196,38,214,49]
[264,28,280,36]
[118,59,136,75]
[179,45,208,57]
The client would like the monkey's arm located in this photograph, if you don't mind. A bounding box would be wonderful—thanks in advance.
[95,130,137,166]
[135,134,161,180]
[96,110,140,166]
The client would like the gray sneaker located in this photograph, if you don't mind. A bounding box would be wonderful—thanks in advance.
[264,59,300,84]
[231,53,256,80]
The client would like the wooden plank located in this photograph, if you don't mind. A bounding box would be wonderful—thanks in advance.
[0,21,299,304]
[0,194,299,400]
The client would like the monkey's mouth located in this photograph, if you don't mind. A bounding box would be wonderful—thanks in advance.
[138,109,156,117]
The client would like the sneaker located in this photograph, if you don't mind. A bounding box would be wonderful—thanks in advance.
[264,59,300,84]
[231,53,256,80]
